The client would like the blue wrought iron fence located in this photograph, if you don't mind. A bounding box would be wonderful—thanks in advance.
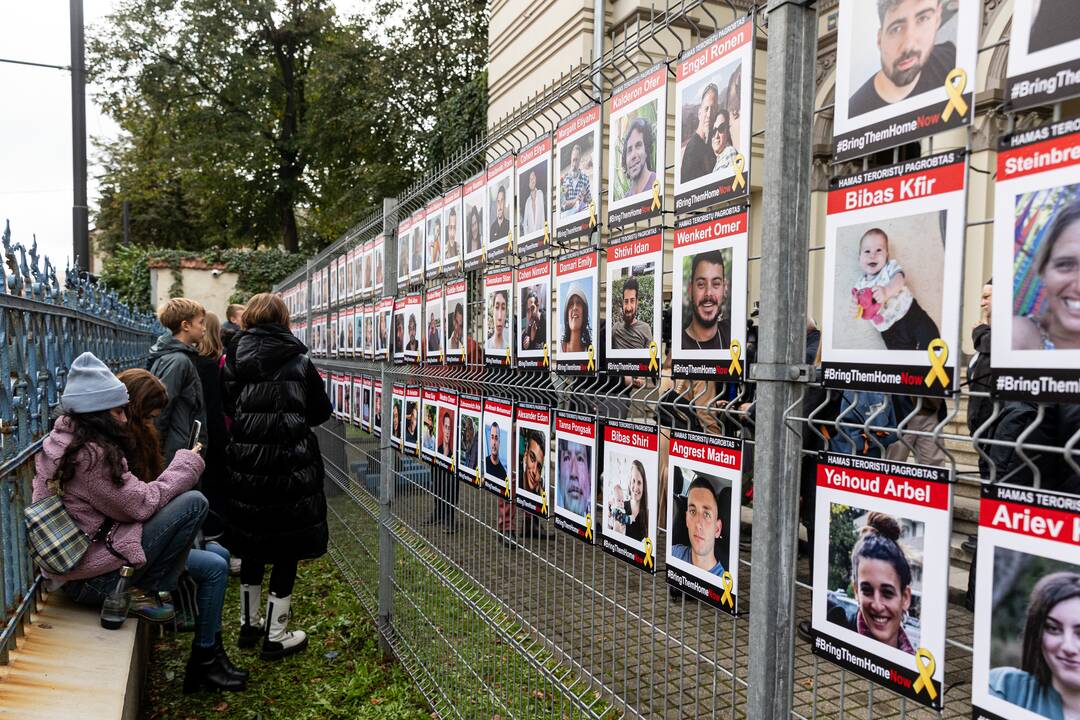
[0,220,160,662]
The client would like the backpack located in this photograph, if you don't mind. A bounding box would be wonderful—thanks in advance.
[832,391,899,458]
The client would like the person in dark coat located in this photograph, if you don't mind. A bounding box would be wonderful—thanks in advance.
[222,293,332,662]
[988,402,1080,495]
[194,312,231,542]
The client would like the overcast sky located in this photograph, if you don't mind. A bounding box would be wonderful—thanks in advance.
[0,1,120,270]
[0,1,372,273]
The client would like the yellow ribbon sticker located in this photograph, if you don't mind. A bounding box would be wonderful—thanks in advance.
[586,344,595,371]
[505,344,512,366]
[399,436,404,452]
[732,154,746,191]
[508,228,514,253]
[542,341,549,367]
[585,513,593,540]
[924,338,949,389]
[941,68,969,122]
[543,220,550,246]
[450,456,456,474]
[482,244,487,262]
[643,537,655,570]
[728,340,743,376]
[913,648,937,701]
[650,180,661,211]
[503,476,512,498]
[648,341,659,372]
[476,454,482,486]
[588,201,597,229]
[461,343,466,362]
[540,491,548,516]
[720,571,735,609]
[440,348,445,364]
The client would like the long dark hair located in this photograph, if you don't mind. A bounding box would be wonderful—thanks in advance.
[850,512,911,591]
[52,409,135,491]
[628,459,649,537]
[116,369,167,482]
[1023,572,1080,693]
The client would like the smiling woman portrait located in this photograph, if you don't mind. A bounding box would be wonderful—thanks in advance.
[990,572,1080,720]
[1013,200,1080,351]
[827,512,917,655]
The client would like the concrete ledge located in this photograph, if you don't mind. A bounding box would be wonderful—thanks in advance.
[0,591,147,719]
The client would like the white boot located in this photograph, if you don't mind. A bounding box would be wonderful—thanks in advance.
[261,593,308,661]
[237,584,263,649]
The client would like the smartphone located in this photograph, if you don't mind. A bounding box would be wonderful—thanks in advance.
[188,420,202,450]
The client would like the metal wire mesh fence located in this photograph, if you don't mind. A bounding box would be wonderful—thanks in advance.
[273,1,1080,717]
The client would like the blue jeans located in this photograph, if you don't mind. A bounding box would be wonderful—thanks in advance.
[187,542,229,648]
[64,491,208,607]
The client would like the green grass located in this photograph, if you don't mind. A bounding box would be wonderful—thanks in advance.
[142,556,432,720]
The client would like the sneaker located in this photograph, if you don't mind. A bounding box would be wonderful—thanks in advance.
[128,589,176,624]
[229,557,242,576]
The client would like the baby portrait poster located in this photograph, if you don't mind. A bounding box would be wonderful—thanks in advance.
[821,151,966,397]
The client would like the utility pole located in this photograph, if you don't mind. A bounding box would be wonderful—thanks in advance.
[746,1,817,718]
[71,0,89,272]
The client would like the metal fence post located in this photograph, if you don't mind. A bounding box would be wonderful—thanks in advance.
[377,197,399,660]
[746,2,818,719]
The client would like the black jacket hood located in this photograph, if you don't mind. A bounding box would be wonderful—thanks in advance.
[231,324,308,379]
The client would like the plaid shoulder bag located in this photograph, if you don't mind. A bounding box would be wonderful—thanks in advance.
[25,493,91,576]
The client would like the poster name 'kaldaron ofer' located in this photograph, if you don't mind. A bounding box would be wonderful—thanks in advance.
[811,452,951,710]
[831,0,979,162]
[607,63,667,229]
[991,118,1080,402]
[821,151,967,397]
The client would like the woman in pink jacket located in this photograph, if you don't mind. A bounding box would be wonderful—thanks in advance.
[32,352,246,693]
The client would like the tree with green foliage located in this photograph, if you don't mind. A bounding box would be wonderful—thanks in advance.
[90,0,488,256]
